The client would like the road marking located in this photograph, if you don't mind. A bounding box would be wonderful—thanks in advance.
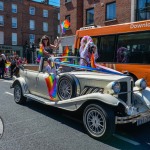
[5,92,13,96]
[114,134,140,145]
[2,80,13,83]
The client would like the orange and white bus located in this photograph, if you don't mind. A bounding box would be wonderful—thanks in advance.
[74,20,150,86]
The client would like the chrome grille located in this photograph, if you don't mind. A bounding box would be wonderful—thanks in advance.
[118,82,128,103]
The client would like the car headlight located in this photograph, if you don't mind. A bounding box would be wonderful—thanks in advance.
[106,81,121,94]
[135,78,147,90]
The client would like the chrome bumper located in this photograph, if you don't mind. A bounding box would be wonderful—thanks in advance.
[115,110,150,126]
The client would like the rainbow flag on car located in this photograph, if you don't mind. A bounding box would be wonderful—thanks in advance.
[37,45,44,62]
[62,46,69,61]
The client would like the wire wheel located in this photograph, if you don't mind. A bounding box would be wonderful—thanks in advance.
[14,84,22,103]
[59,78,72,100]
[85,106,106,137]
[83,104,115,140]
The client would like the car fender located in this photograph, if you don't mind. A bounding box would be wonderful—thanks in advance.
[133,87,150,109]
[56,93,120,111]
[11,77,28,95]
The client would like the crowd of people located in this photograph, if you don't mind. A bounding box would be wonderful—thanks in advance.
[0,54,27,79]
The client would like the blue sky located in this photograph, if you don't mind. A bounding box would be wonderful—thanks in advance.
[33,0,60,6]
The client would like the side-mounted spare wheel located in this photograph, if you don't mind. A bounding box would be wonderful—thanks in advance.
[14,82,26,104]
[57,74,78,100]
[83,104,115,140]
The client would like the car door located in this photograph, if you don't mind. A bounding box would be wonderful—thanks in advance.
[25,70,39,95]
[35,60,58,100]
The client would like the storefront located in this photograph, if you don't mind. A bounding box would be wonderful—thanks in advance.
[0,45,23,57]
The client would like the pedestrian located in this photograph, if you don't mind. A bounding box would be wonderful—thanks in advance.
[10,56,16,78]
[0,54,6,79]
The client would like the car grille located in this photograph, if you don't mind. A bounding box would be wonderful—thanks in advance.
[118,82,128,103]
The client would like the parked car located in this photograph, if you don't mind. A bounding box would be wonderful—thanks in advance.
[11,56,150,140]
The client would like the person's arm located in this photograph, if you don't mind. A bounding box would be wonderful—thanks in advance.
[50,37,61,50]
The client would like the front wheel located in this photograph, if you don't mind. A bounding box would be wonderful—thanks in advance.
[83,104,115,140]
[14,83,26,104]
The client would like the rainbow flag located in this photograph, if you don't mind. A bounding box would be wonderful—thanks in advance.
[91,53,96,68]
[62,46,69,61]
[45,74,57,100]
[60,19,70,34]
[37,45,44,62]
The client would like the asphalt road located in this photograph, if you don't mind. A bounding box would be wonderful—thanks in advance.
[0,78,150,150]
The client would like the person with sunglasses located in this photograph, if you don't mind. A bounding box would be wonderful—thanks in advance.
[40,35,60,57]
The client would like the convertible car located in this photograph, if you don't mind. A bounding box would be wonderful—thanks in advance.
[11,56,150,140]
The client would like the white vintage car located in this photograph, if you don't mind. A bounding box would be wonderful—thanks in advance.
[11,56,150,140]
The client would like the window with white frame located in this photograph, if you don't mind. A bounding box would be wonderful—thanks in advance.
[29,34,35,43]
[12,17,17,28]
[30,20,35,30]
[43,22,48,32]
[12,33,17,45]
[58,25,60,34]
[0,31,4,44]
[29,6,35,15]
[0,15,4,26]
[0,1,4,11]
[12,4,17,13]
[43,9,48,17]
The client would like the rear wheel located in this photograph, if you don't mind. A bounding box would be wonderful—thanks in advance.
[14,83,26,104]
[83,104,115,140]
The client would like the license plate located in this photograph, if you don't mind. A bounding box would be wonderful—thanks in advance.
[137,115,150,126]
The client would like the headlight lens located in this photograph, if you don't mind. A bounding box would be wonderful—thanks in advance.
[135,78,147,90]
[112,82,121,94]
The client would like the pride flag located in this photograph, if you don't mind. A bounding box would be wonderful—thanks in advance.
[90,53,96,68]
[60,19,70,34]
[62,46,69,61]
[37,45,44,62]
[45,74,57,100]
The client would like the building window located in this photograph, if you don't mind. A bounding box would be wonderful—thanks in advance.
[106,2,116,21]
[12,4,17,13]
[12,33,17,45]
[12,17,17,28]
[29,6,35,15]
[43,9,48,17]
[65,0,71,3]
[0,15,4,26]
[0,31,4,44]
[29,34,35,43]
[30,20,35,30]
[136,0,150,21]
[0,1,4,11]
[43,22,48,32]
[86,8,94,25]
[58,13,60,20]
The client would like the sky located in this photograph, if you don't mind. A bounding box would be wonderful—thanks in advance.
[33,0,60,7]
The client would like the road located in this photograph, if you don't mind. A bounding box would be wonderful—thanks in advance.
[0,78,150,150]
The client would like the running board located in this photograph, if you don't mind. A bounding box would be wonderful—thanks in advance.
[24,94,78,111]
[24,94,56,105]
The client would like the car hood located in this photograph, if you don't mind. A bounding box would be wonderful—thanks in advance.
[69,71,129,81]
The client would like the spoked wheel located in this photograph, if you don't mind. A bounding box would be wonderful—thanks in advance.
[83,104,115,140]
[14,83,26,104]
[57,74,77,100]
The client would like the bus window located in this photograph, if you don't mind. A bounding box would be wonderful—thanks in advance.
[98,35,115,62]
[117,32,150,64]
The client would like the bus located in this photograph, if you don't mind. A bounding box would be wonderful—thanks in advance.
[74,20,150,86]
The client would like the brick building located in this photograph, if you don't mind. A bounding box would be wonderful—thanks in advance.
[60,0,150,53]
[0,0,59,62]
